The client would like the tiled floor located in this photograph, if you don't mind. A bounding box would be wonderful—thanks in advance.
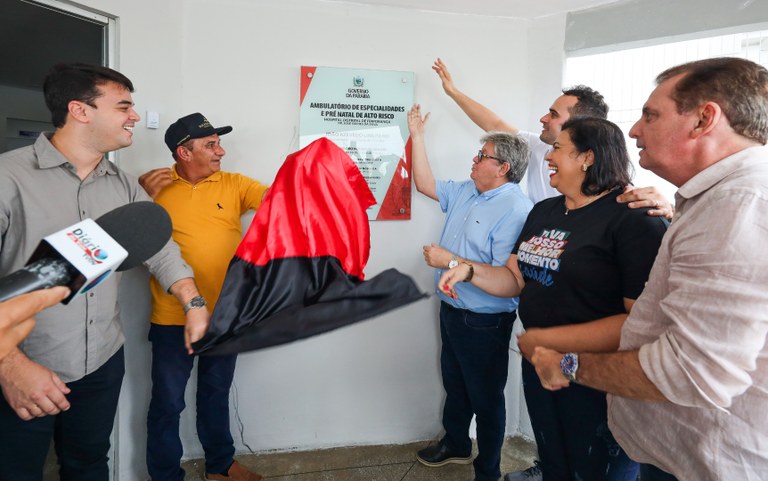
[181,436,537,481]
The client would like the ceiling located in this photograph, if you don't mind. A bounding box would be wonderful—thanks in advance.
[321,0,626,19]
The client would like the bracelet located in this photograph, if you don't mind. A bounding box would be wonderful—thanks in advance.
[461,260,474,282]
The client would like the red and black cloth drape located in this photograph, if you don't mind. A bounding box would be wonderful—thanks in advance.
[192,137,425,355]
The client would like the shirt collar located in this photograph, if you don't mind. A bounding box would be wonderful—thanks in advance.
[474,181,518,199]
[676,145,768,202]
[170,164,222,184]
[34,132,118,177]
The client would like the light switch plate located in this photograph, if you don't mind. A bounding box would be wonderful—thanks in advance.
[146,111,160,129]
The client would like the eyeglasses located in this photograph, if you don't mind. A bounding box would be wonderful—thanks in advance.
[476,150,508,164]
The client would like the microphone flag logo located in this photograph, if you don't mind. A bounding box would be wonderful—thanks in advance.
[67,228,108,265]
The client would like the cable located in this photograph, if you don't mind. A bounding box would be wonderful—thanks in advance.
[231,380,255,454]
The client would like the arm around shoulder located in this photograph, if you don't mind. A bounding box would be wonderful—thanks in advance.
[138,168,173,199]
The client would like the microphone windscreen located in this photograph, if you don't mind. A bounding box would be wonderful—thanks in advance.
[95,201,173,272]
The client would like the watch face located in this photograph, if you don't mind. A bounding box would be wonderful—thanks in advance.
[190,297,205,308]
[560,353,579,379]
[448,259,459,269]
[184,296,207,313]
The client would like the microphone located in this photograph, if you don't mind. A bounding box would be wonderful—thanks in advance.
[0,201,172,304]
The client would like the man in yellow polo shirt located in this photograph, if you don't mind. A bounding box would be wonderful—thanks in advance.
[139,112,268,481]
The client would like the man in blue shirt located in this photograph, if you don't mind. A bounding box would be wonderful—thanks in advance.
[407,104,533,481]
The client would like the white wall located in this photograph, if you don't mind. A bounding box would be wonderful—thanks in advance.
[61,1,544,480]
[173,0,535,455]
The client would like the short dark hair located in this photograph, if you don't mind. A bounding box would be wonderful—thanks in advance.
[656,57,768,144]
[172,139,195,162]
[562,85,609,120]
[562,117,632,196]
[43,63,135,128]
[480,131,529,183]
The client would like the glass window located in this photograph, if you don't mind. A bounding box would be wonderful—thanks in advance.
[565,27,768,199]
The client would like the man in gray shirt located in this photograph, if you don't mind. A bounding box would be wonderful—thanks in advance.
[0,63,208,480]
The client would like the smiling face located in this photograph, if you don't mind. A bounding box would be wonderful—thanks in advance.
[83,81,140,153]
[544,129,591,197]
[178,133,226,183]
[629,75,697,187]
[539,94,578,145]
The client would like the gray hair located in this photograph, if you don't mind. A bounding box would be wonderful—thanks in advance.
[480,131,529,183]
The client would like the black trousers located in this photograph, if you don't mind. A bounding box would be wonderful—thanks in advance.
[522,359,638,481]
[0,347,125,481]
[439,302,515,481]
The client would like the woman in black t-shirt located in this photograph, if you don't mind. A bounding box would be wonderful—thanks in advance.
[440,118,668,481]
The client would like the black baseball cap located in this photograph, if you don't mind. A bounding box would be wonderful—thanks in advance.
[164,112,233,152]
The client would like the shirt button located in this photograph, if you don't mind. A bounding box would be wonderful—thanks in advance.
[89,293,94,297]
[89,320,94,325]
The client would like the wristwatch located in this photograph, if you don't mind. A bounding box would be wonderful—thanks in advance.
[183,295,207,314]
[560,352,579,382]
[448,255,459,269]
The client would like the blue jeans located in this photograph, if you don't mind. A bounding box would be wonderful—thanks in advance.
[522,360,638,481]
[439,302,515,481]
[146,324,237,481]
[0,347,125,481]
[640,464,678,481]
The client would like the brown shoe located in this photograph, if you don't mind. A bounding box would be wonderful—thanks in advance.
[205,460,264,481]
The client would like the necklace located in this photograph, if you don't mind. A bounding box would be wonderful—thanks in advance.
[564,190,610,215]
